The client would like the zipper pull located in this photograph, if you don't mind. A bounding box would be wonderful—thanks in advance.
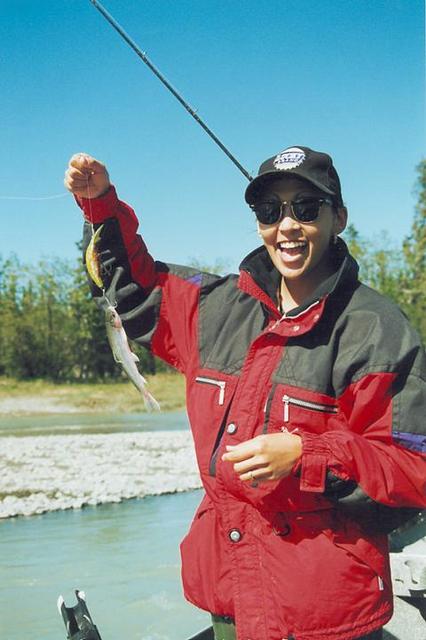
[218,382,225,406]
[195,377,226,405]
[283,395,290,422]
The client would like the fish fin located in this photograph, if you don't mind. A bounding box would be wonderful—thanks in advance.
[111,345,124,364]
[143,391,161,412]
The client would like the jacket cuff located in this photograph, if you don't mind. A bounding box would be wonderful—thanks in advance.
[75,185,119,223]
[299,432,330,493]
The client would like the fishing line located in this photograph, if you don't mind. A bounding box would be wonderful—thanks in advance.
[89,0,253,182]
[85,170,95,235]
[0,193,69,201]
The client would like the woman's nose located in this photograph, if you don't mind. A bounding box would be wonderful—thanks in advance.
[278,204,301,231]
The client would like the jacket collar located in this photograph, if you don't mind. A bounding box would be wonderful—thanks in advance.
[238,238,359,318]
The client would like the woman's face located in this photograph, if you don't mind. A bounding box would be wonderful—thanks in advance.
[256,177,347,290]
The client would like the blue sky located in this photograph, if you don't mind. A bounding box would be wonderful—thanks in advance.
[1,0,425,272]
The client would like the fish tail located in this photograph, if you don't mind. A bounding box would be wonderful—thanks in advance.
[143,389,161,412]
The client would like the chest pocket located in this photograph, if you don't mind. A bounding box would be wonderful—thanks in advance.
[195,376,227,405]
[266,384,339,435]
[188,373,238,477]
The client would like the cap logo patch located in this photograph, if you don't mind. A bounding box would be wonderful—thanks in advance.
[273,147,306,171]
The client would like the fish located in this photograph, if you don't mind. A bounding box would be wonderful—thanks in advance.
[85,224,104,289]
[105,304,161,412]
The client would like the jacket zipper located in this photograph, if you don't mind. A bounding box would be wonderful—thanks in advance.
[209,402,233,476]
[282,394,338,422]
[262,383,277,433]
[195,376,226,405]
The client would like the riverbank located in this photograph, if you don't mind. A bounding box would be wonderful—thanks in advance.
[0,429,200,518]
[0,375,195,519]
[0,373,186,415]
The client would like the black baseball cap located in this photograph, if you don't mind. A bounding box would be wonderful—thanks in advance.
[245,146,343,206]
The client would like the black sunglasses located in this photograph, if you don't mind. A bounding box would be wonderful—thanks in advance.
[250,194,335,225]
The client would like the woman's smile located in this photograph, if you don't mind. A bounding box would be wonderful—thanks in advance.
[276,239,308,263]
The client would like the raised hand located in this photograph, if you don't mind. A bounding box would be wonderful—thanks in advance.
[64,153,110,199]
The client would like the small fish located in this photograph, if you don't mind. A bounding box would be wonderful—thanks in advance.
[105,304,160,412]
[85,224,104,289]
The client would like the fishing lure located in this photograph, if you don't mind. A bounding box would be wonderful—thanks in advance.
[85,224,104,289]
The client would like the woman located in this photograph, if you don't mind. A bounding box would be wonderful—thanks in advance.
[65,146,426,640]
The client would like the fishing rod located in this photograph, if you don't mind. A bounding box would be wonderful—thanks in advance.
[89,0,253,182]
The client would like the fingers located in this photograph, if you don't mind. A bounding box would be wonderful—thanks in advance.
[222,438,267,482]
[64,152,110,198]
[64,166,87,193]
[230,457,272,483]
[235,461,270,483]
[222,438,262,462]
[240,468,270,483]
[69,152,105,174]
[221,433,302,483]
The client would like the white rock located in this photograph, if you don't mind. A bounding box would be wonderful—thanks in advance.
[0,431,201,518]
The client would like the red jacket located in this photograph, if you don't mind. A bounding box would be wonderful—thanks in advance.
[77,187,426,640]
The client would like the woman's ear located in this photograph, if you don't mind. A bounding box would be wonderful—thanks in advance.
[334,206,348,235]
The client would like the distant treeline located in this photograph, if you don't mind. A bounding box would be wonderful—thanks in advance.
[0,252,164,382]
[344,158,426,343]
[0,160,424,382]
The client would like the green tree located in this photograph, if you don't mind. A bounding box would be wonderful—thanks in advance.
[68,257,120,380]
[344,159,425,342]
[0,255,23,376]
[401,159,426,338]
[343,225,404,304]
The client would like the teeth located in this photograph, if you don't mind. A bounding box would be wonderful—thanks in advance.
[279,241,306,249]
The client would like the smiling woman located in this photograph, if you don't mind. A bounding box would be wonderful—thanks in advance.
[64,145,426,640]
[253,177,347,312]
[246,147,348,312]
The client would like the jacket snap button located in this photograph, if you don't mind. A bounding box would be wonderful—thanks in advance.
[292,324,300,332]
[226,422,237,435]
[229,528,242,542]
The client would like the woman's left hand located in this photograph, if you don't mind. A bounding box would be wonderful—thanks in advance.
[221,432,302,483]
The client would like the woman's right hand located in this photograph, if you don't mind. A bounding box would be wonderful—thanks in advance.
[64,153,111,199]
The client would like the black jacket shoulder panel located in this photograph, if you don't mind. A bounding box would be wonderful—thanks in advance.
[198,274,267,375]
[332,283,426,395]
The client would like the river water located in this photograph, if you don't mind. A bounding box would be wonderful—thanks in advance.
[0,410,190,437]
[0,490,209,640]
[0,411,209,639]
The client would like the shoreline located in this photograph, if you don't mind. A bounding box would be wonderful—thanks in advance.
[0,374,186,416]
